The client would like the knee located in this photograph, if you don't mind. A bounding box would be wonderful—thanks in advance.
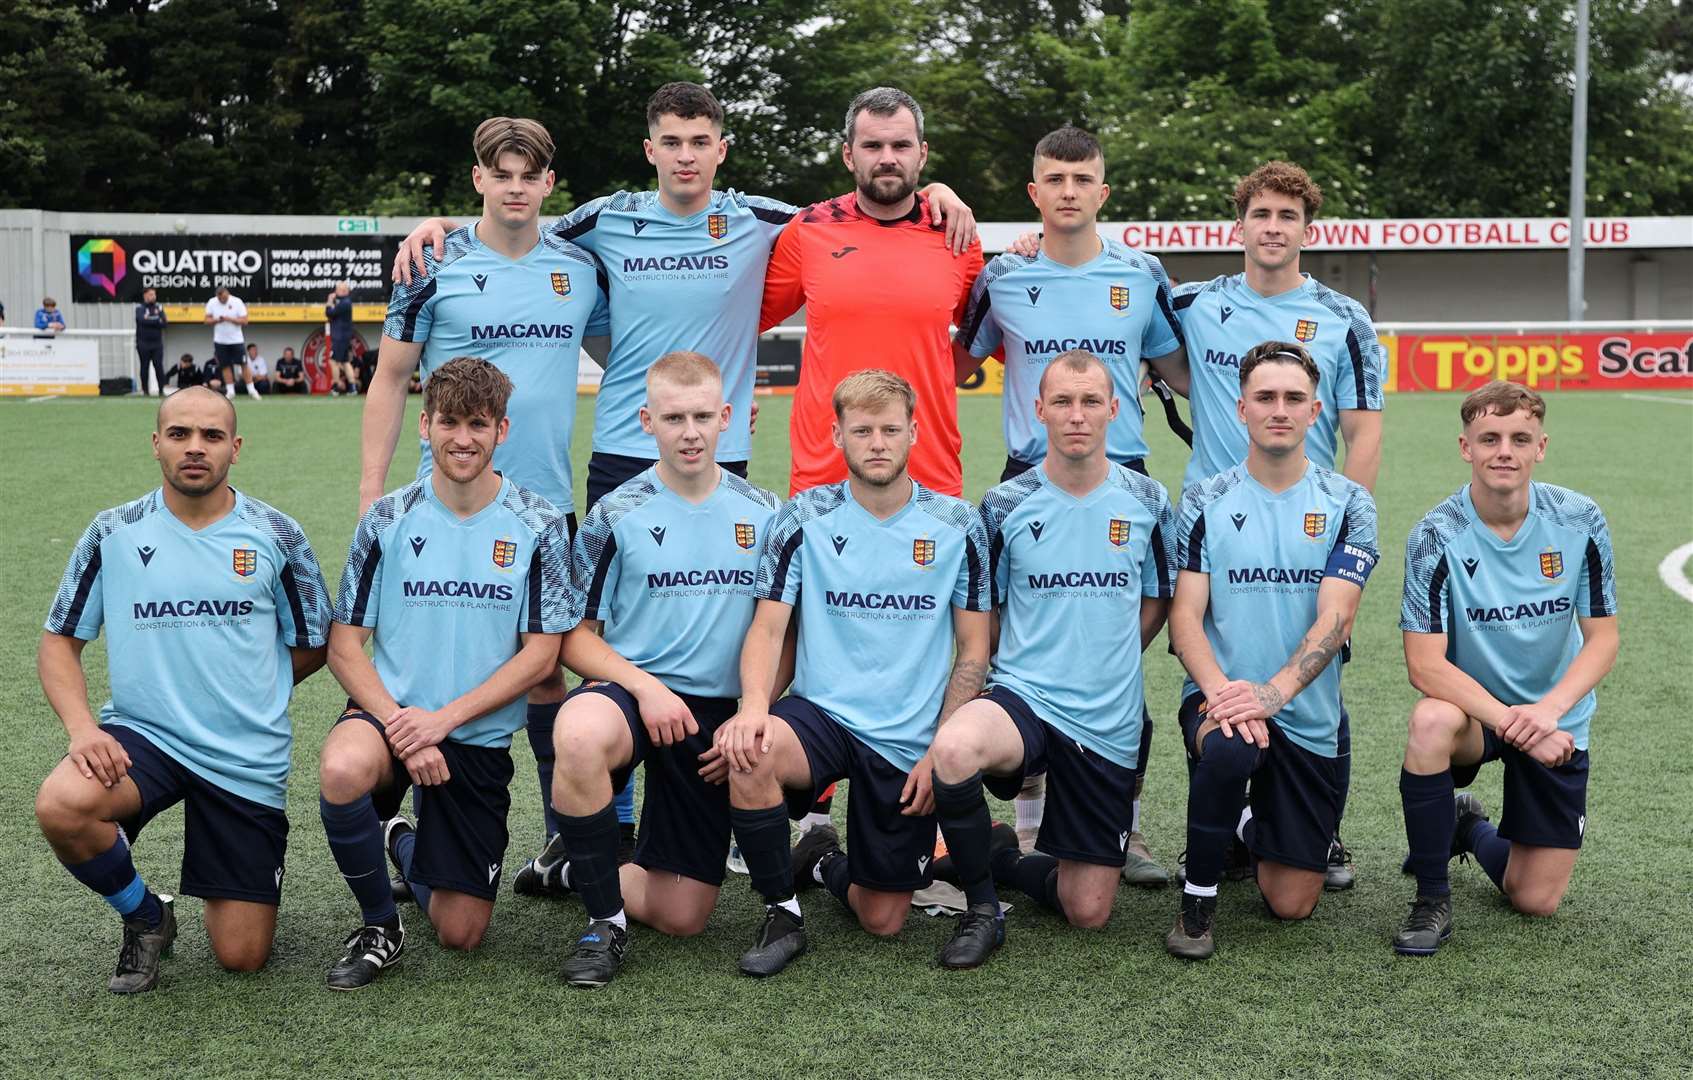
[34,774,96,840]
[1198,729,1258,780]
[857,902,907,938]
[435,921,487,952]
[1407,698,1465,749]
[212,937,272,973]
[555,720,613,775]
[1064,899,1112,931]
[1265,890,1319,921]
[1507,886,1566,919]
[317,752,371,805]
[647,909,710,938]
[929,724,985,783]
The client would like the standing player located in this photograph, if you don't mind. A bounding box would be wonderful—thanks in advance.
[1165,343,1378,960]
[717,370,991,976]
[546,352,781,988]
[361,117,610,864]
[760,87,985,497]
[320,357,572,988]
[1172,161,1384,890]
[34,388,330,992]
[1393,383,1617,955]
[955,124,1187,885]
[928,352,1175,968]
[205,286,262,401]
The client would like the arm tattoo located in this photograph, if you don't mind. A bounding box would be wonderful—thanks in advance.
[1292,614,1348,689]
[937,658,988,727]
[1251,682,1285,714]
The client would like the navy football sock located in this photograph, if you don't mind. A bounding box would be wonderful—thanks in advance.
[1006,851,1063,917]
[526,704,565,839]
[820,850,853,908]
[320,794,398,927]
[1185,729,1258,890]
[731,804,795,905]
[559,802,624,921]
[1468,820,1511,890]
[933,772,999,908]
[1400,768,1456,897]
[1335,710,1353,821]
[1134,709,1154,787]
[392,827,431,914]
[65,835,161,927]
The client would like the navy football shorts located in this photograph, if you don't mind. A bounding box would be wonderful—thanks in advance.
[106,723,289,905]
[1453,726,1588,849]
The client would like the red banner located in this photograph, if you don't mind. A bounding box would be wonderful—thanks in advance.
[1383,332,1693,392]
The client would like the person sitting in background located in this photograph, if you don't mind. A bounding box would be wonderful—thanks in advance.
[201,356,226,394]
[245,344,271,396]
[408,367,422,394]
[165,354,205,391]
[35,297,66,335]
[273,348,308,394]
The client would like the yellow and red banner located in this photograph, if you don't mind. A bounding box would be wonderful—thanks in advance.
[1382,332,1692,392]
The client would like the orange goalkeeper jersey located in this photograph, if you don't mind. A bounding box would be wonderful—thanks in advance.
[760,193,984,496]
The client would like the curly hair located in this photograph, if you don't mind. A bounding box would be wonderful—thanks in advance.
[424,356,514,421]
[1233,160,1323,222]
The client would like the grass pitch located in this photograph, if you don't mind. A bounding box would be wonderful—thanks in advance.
[1,390,1690,1079]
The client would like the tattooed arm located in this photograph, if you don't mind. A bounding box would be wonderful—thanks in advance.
[900,607,992,817]
[1209,577,1365,727]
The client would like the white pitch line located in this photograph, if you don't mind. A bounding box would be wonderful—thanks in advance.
[25,394,59,403]
[1620,393,1693,406]
[1660,541,1693,605]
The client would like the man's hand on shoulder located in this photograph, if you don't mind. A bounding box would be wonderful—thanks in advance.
[393,218,458,285]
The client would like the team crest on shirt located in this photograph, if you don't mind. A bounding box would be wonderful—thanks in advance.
[708,214,729,241]
[1108,519,1132,547]
[1109,284,1131,313]
[492,538,518,569]
[232,548,257,577]
[913,538,936,567]
[1303,512,1328,540]
[1539,547,1564,579]
[550,272,571,297]
[1295,319,1319,342]
[735,522,757,550]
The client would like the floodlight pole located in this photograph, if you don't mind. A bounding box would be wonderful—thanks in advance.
[1568,0,1590,322]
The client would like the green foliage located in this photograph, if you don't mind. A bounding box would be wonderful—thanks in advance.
[1,0,1689,216]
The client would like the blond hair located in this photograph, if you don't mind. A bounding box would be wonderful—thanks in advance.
[647,350,723,392]
[832,369,916,420]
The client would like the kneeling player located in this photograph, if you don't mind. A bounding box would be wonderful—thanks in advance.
[543,353,780,987]
[929,351,1175,968]
[717,370,991,976]
[1394,382,1617,955]
[1165,343,1377,959]
[35,388,330,992]
[318,357,572,988]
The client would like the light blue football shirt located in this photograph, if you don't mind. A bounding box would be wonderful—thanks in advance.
[574,467,781,698]
[959,240,1183,465]
[757,481,992,773]
[1401,483,1617,750]
[334,476,575,748]
[552,189,797,462]
[384,224,611,511]
[1173,273,1384,490]
[46,489,331,809]
[978,465,1176,768]
[1177,463,1379,757]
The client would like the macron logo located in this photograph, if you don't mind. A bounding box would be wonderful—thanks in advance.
[410,536,427,557]
[472,274,488,293]
[1462,557,1480,579]
[138,546,156,567]
[633,220,649,235]
[1230,513,1247,532]
[1029,521,1045,541]
[831,535,849,555]
[1220,306,1234,324]
[488,863,501,884]
[649,526,667,546]
[917,855,930,874]
[1026,286,1042,306]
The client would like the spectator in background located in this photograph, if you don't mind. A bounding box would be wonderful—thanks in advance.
[201,355,226,394]
[204,286,260,401]
[135,288,168,396]
[245,343,271,395]
[165,353,205,392]
[273,347,308,394]
[325,281,358,394]
[35,297,66,334]
[354,344,377,395]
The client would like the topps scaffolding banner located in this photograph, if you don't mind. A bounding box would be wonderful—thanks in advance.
[1382,332,1693,392]
[68,235,399,305]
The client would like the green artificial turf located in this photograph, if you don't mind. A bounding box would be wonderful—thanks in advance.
[1,390,1689,1078]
